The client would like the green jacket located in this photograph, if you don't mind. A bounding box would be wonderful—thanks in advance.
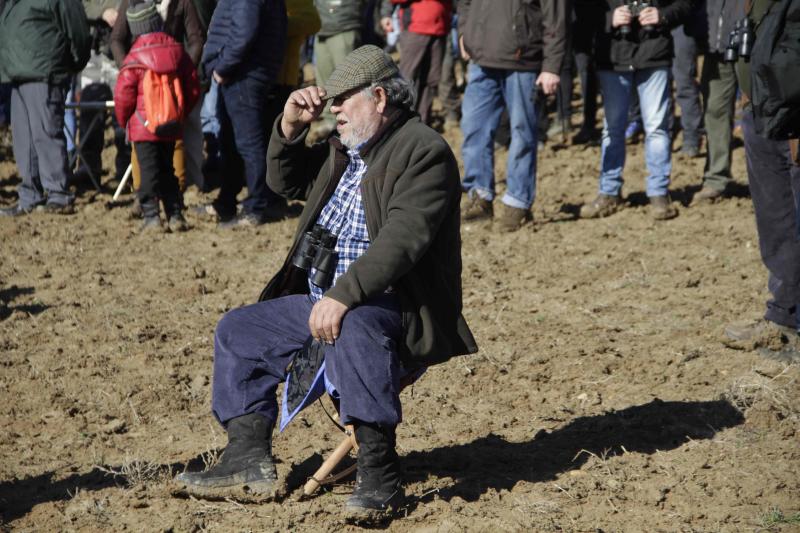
[736,0,780,102]
[0,0,91,83]
[262,110,478,367]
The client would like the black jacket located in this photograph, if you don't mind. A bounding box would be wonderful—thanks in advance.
[595,0,693,71]
[458,0,568,74]
[705,0,745,53]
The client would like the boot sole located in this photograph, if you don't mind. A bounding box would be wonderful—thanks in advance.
[173,478,280,503]
[344,504,395,525]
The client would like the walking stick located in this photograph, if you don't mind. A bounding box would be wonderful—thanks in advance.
[113,163,133,201]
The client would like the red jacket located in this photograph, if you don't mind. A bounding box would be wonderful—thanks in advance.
[392,0,451,37]
[114,32,200,142]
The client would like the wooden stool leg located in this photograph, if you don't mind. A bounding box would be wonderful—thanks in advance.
[302,425,357,497]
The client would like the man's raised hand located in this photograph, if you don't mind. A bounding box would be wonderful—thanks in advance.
[280,86,328,140]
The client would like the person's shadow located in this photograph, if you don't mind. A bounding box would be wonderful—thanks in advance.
[0,285,49,320]
[0,399,743,524]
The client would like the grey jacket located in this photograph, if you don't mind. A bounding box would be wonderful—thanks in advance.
[314,0,364,37]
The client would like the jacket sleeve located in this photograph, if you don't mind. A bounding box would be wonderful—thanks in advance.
[110,0,132,67]
[659,0,694,29]
[325,138,458,309]
[541,0,569,74]
[212,0,264,77]
[114,66,138,128]
[58,0,92,73]
[266,114,331,201]
[181,0,205,65]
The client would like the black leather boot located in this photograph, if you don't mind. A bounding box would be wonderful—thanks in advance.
[345,423,404,523]
[175,413,277,502]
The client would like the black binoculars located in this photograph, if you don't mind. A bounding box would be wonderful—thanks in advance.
[724,18,753,62]
[292,224,339,288]
[619,0,655,36]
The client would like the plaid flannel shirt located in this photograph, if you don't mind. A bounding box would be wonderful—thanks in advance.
[309,147,370,301]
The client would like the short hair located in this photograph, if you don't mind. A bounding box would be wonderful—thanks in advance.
[362,75,417,113]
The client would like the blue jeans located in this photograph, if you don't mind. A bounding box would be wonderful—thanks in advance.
[211,293,404,427]
[460,64,539,209]
[200,78,220,137]
[216,76,281,217]
[597,67,672,197]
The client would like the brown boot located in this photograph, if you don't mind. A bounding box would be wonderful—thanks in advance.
[495,204,532,232]
[691,186,725,206]
[461,195,493,222]
[579,193,623,219]
[649,195,677,220]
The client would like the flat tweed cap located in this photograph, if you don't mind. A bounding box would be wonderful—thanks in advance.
[322,45,399,101]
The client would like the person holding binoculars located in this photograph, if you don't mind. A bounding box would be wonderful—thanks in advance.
[580,0,692,220]
[174,45,476,524]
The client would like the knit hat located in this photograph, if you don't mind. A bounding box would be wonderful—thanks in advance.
[322,45,400,101]
[127,0,163,37]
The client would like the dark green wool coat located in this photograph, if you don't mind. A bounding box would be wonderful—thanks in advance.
[262,110,478,368]
[0,0,91,84]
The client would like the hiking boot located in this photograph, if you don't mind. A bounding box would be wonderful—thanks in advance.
[345,423,404,525]
[691,186,725,205]
[129,197,144,220]
[572,126,599,145]
[495,204,532,232]
[461,195,493,222]
[0,204,38,217]
[191,203,222,221]
[579,194,623,219]
[261,199,288,222]
[649,195,678,220]
[680,142,701,158]
[42,202,76,215]
[723,319,799,352]
[167,212,189,232]
[217,212,265,229]
[139,215,163,233]
[175,413,278,502]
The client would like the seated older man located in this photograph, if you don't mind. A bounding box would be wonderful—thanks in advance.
[175,45,477,522]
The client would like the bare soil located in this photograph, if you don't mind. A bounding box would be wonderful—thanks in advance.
[0,117,798,532]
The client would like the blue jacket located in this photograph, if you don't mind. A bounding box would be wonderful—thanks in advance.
[202,0,287,84]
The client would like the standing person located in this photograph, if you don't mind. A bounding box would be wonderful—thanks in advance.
[174,45,477,522]
[196,0,288,227]
[380,0,451,125]
[0,0,90,216]
[114,0,200,231]
[723,0,800,360]
[579,0,693,221]
[692,0,746,204]
[313,0,366,136]
[672,17,704,157]
[572,0,603,145]
[458,0,568,232]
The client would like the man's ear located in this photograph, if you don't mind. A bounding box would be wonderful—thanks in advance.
[374,86,389,114]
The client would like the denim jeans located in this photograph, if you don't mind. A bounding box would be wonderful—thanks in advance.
[216,76,281,217]
[597,67,672,197]
[211,293,404,427]
[200,78,220,138]
[460,63,539,209]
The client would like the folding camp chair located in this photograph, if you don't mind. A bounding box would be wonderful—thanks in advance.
[64,100,114,192]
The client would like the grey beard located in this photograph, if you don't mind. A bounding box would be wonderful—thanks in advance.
[340,120,379,149]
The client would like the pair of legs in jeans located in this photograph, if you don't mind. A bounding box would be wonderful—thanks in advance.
[597,67,672,198]
[460,64,539,210]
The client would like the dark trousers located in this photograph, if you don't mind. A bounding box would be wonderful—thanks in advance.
[398,31,445,125]
[575,50,598,130]
[215,77,281,218]
[134,141,179,217]
[10,81,73,209]
[701,53,738,191]
[211,293,404,428]
[742,109,800,330]
[671,26,703,146]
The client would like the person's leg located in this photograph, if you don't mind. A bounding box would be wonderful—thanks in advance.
[596,70,632,197]
[701,53,737,193]
[221,77,280,219]
[23,81,74,207]
[182,102,204,189]
[213,82,246,219]
[78,82,112,177]
[173,139,186,192]
[671,26,702,151]
[154,141,182,218]
[636,67,673,198]
[397,31,429,118]
[316,30,361,129]
[9,83,45,210]
[211,294,314,426]
[742,109,800,330]
[460,64,505,201]
[134,141,163,221]
[501,69,539,210]
[438,29,460,125]
[324,293,404,427]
